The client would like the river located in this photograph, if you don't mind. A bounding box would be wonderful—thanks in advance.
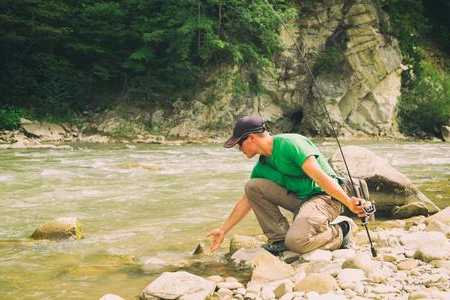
[0,141,449,300]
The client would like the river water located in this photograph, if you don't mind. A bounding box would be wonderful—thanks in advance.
[0,141,449,300]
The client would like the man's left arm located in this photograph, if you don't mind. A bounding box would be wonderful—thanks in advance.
[302,155,365,217]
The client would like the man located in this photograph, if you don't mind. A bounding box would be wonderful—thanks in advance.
[208,115,366,255]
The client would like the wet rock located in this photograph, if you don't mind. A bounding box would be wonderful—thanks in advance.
[140,271,215,300]
[329,146,440,218]
[294,273,338,294]
[31,217,83,240]
[99,294,125,300]
[230,248,268,267]
[229,235,265,255]
[139,257,169,273]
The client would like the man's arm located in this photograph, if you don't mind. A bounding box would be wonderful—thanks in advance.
[208,194,252,251]
[302,156,365,216]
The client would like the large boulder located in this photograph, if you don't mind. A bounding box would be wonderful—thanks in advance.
[140,271,216,300]
[329,146,440,218]
[31,217,83,240]
[21,122,68,142]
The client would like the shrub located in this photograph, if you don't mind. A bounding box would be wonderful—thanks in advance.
[397,61,450,135]
[0,107,24,130]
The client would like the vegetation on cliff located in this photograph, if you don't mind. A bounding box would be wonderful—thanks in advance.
[0,0,449,137]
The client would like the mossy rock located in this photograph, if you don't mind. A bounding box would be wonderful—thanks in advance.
[31,217,83,240]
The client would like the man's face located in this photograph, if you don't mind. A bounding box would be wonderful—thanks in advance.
[237,134,257,158]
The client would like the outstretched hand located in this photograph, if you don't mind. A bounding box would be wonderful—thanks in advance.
[347,197,367,218]
[207,228,225,252]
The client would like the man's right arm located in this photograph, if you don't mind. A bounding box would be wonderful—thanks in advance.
[208,194,252,252]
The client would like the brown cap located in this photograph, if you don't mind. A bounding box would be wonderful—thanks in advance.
[224,116,266,148]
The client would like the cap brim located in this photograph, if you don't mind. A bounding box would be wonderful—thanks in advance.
[223,136,240,148]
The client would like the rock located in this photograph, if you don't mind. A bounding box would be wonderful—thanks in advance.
[217,288,233,297]
[427,207,450,225]
[302,249,332,262]
[414,244,450,262]
[272,280,293,298]
[336,269,366,290]
[31,217,83,240]
[329,146,440,218]
[250,251,295,283]
[99,294,125,300]
[397,259,419,271]
[217,281,244,290]
[342,254,374,274]
[230,248,268,267]
[192,243,205,255]
[332,249,356,261]
[442,125,450,142]
[207,275,224,283]
[409,287,450,300]
[21,122,67,142]
[400,231,447,250]
[229,235,265,255]
[426,219,450,238]
[298,261,341,276]
[294,273,338,294]
[140,271,215,300]
[431,260,450,271]
[139,257,168,273]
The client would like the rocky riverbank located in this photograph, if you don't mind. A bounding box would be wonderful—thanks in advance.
[98,208,450,300]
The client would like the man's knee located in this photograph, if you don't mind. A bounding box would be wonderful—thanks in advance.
[244,179,268,201]
[285,231,310,254]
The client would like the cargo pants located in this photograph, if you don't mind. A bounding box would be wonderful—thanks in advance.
[245,178,344,254]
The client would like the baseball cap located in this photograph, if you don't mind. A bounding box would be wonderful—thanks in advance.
[224,115,266,148]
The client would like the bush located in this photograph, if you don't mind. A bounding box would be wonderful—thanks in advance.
[0,107,24,130]
[397,62,450,135]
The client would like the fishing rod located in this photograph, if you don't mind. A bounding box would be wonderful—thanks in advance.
[264,0,377,257]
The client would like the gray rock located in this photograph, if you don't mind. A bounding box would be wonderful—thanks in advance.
[31,217,83,240]
[140,271,215,300]
[329,146,440,218]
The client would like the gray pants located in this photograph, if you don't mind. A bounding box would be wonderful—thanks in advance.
[245,178,343,254]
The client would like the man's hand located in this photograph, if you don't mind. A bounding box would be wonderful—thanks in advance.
[347,197,367,218]
[207,228,225,252]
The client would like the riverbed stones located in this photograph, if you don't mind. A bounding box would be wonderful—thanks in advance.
[31,217,83,240]
[250,251,295,283]
[329,146,440,218]
[414,244,450,263]
[397,259,419,271]
[302,249,332,262]
[427,207,450,225]
[21,122,67,142]
[140,271,215,300]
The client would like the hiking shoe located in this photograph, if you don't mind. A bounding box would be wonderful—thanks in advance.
[331,216,357,249]
[262,240,287,256]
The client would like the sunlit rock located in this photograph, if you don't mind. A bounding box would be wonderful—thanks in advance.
[31,217,83,240]
[99,294,125,300]
[330,146,440,218]
[140,271,215,300]
[294,273,338,294]
[228,234,265,255]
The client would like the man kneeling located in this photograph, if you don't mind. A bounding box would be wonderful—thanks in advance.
[208,116,366,256]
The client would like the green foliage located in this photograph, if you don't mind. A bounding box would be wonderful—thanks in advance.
[0,107,24,130]
[0,0,296,119]
[380,0,450,136]
[397,62,450,135]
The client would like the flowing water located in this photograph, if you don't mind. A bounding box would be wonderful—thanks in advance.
[0,141,449,300]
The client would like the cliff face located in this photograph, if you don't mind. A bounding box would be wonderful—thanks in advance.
[94,0,404,140]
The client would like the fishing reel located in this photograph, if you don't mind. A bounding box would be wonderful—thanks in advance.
[359,200,376,225]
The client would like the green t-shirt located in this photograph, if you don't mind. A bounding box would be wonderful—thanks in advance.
[250,134,337,200]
